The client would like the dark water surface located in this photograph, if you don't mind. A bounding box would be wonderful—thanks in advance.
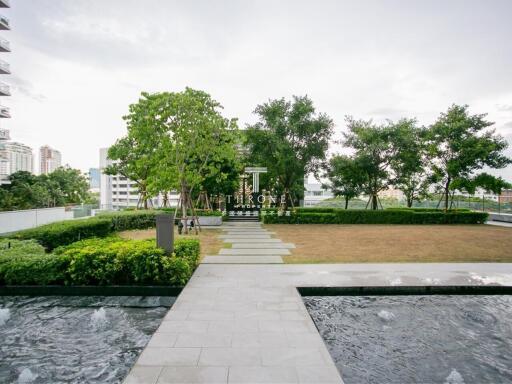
[304,295,512,384]
[0,296,173,384]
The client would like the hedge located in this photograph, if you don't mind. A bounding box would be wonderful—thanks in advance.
[12,218,113,251]
[158,208,223,217]
[262,209,488,224]
[0,237,201,286]
[95,210,161,231]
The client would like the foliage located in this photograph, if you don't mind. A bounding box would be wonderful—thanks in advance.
[323,155,365,209]
[342,117,397,210]
[388,119,432,207]
[245,96,334,209]
[0,238,46,258]
[12,218,113,251]
[0,237,201,286]
[262,208,488,225]
[428,104,511,209]
[95,210,161,231]
[0,167,90,211]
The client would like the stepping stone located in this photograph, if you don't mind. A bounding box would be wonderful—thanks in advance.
[219,248,290,256]
[223,238,282,243]
[219,235,272,239]
[202,256,283,264]
[232,243,295,249]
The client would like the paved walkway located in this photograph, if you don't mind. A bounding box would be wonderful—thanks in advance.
[203,222,292,264]
[124,223,512,384]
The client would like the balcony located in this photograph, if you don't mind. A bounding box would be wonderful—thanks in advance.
[0,105,9,118]
[0,82,10,96]
[0,16,9,30]
[0,0,9,8]
[0,38,9,52]
[0,59,9,74]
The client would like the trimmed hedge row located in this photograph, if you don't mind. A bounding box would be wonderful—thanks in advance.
[262,209,488,224]
[0,237,200,286]
[11,210,163,250]
[12,218,113,251]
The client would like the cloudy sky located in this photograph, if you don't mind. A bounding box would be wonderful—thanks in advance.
[4,0,512,179]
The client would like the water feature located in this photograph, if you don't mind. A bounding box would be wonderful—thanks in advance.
[304,295,512,384]
[0,296,174,383]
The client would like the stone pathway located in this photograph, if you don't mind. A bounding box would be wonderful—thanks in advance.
[203,222,294,264]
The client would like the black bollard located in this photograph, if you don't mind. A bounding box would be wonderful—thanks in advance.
[156,214,174,255]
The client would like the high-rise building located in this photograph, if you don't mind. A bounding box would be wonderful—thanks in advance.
[0,0,11,183]
[39,145,62,174]
[87,167,100,192]
[0,141,33,174]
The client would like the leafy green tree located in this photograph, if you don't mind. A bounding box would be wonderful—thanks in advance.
[343,117,397,210]
[389,119,431,207]
[245,96,333,209]
[323,155,365,209]
[106,92,165,209]
[428,104,511,210]
[47,167,89,204]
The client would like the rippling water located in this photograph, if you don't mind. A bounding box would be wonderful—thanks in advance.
[0,296,174,384]
[304,295,512,384]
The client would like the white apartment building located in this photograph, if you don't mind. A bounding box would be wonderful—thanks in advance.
[303,182,334,207]
[0,141,33,174]
[100,148,178,210]
[39,145,61,175]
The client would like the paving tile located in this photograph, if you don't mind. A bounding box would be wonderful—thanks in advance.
[162,310,189,321]
[175,333,232,348]
[296,365,343,383]
[202,256,284,264]
[198,348,261,366]
[228,366,298,383]
[157,320,209,334]
[157,367,228,384]
[231,332,288,348]
[219,248,290,255]
[124,366,163,384]
[136,347,201,366]
[188,310,235,321]
[208,320,260,334]
[146,333,178,348]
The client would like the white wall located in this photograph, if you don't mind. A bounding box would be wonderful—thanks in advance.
[0,207,74,234]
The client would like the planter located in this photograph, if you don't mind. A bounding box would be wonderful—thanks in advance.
[198,216,222,226]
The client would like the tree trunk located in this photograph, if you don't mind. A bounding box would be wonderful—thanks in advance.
[444,177,451,211]
[345,196,349,210]
[163,192,169,208]
[371,194,378,210]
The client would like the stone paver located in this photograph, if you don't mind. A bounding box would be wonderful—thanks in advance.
[219,248,290,256]
[125,219,512,384]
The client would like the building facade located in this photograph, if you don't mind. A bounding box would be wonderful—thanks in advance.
[39,145,62,175]
[0,141,33,174]
[303,182,334,207]
[99,148,178,210]
[0,0,11,183]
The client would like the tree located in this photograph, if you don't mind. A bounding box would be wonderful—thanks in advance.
[343,117,396,210]
[388,119,431,207]
[47,167,89,204]
[323,155,365,209]
[245,96,333,209]
[428,104,511,210]
[106,93,165,209]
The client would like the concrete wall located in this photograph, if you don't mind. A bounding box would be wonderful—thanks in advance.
[0,207,74,234]
[488,212,512,223]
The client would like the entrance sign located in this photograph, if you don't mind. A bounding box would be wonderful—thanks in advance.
[244,167,267,193]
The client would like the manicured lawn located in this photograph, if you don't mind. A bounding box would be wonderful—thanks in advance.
[266,224,512,263]
[119,228,224,259]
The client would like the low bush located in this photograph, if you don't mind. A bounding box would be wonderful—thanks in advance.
[12,218,113,251]
[96,210,161,231]
[0,236,201,286]
[262,209,488,225]
[158,208,223,217]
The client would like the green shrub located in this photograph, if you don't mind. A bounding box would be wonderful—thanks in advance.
[0,253,70,285]
[95,210,160,231]
[262,209,488,225]
[0,239,46,259]
[158,208,223,217]
[174,238,201,269]
[12,218,113,251]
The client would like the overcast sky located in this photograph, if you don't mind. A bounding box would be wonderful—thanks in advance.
[4,0,512,180]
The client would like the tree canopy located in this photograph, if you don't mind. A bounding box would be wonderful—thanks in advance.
[245,96,333,208]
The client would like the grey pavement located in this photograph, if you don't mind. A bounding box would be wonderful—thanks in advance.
[124,221,512,384]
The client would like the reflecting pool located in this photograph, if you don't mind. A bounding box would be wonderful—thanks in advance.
[304,295,512,384]
[0,296,173,383]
